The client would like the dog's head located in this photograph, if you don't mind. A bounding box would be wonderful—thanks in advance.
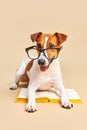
[30,32,67,72]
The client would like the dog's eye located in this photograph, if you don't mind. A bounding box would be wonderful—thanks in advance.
[37,43,42,49]
[49,44,55,48]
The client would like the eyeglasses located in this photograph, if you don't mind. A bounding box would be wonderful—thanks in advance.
[25,46,62,60]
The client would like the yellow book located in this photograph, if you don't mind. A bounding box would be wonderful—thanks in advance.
[15,88,82,104]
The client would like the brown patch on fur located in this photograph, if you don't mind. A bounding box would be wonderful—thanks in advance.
[25,60,34,72]
[54,32,67,44]
[30,32,42,42]
[30,32,67,59]
[30,32,67,48]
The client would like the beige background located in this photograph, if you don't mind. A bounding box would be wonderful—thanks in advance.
[0,0,87,130]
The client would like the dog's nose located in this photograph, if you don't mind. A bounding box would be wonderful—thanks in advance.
[38,59,45,66]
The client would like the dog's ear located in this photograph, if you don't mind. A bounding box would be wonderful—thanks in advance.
[30,32,42,42]
[54,32,67,44]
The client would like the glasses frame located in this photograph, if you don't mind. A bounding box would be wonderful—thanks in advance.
[25,45,62,60]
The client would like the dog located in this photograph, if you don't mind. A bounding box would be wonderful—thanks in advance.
[10,32,73,112]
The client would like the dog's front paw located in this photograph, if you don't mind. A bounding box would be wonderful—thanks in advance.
[61,99,73,109]
[10,83,17,90]
[25,103,37,112]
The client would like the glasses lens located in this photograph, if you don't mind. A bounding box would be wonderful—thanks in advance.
[27,48,39,59]
[45,48,59,59]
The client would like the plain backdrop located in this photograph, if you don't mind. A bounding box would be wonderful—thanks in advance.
[0,0,87,130]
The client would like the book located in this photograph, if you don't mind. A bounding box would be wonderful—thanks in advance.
[15,88,82,103]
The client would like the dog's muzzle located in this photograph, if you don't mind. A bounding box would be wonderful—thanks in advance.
[38,59,45,66]
[38,58,54,72]
[38,58,48,72]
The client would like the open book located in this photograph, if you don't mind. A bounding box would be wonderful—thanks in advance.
[15,88,82,103]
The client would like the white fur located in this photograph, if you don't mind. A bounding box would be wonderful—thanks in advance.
[10,57,72,112]
[37,37,49,67]
[44,37,48,49]
[26,58,72,112]
[10,37,72,111]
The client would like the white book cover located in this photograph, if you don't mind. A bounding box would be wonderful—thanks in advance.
[15,88,82,103]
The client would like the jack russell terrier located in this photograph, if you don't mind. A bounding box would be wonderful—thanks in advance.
[10,32,73,112]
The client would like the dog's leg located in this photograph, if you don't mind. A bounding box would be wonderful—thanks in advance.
[53,60,73,109]
[25,82,39,112]
[55,79,73,109]
[10,69,26,90]
[10,64,28,90]
[55,84,73,109]
[10,58,31,90]
[57,87,73,109]
[10,72,20,90]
